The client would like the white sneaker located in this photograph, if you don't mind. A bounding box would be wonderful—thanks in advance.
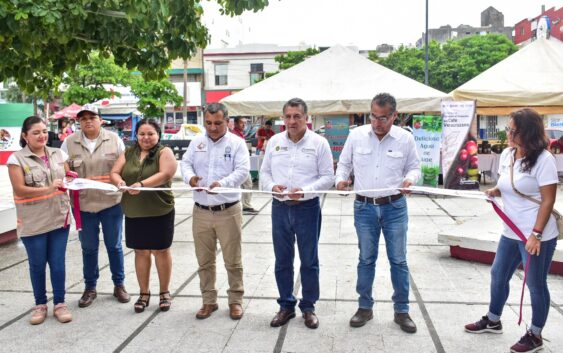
[30,304,48,325]
[54,303,72,323]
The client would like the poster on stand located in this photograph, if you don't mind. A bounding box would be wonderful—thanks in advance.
[441,101,479,190]
[413,115,442,187]
[324,116,349,160]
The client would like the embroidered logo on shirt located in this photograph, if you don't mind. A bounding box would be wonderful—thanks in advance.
[197,142,206,150]
[225,146,232,154]
[301,148,315,154]
[275,146,288,152]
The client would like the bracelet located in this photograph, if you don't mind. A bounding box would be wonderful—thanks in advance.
[139,181,144,187]
[532,228,543,234]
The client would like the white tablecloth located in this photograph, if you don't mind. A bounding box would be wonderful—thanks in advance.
[250,155,264,172]
[478,153,500,183]
[555,155,563,173]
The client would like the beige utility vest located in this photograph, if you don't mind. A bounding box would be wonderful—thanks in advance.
[13,146,70,237]
[65,129,122,213]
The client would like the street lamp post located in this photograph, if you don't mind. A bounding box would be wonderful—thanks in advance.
[425,0,429,85]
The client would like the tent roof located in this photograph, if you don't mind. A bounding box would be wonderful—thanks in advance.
[452,38,563,108]
[221,45,447,116]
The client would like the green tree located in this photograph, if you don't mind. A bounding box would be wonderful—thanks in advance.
[274,48,321,70]
[367,50,381,63]
[62,52,132,105]
[130,77,183,118]
[0,0,269,97]
[376,34,518,93]
[5,83,33,103]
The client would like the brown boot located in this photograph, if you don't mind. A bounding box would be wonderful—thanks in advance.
[113,285,130,303]
[78,289,97,308]
[229,304,243,320]
[196,304,218,319]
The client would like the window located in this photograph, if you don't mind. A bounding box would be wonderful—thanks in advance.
[250,63,263,73]
[214,63,228,86]
[249,63,264,85]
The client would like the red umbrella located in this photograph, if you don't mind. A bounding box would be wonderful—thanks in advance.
[53,103,83,119]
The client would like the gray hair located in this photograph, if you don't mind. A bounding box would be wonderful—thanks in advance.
[371,93,397,113]
[282,97,308,115]
[205,103,229,120]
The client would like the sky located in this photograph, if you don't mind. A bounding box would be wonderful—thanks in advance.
[202,0,559,49]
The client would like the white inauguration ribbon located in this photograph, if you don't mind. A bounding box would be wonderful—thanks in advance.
[64,178,489,200]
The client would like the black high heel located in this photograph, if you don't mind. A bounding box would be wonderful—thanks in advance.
[159,291,172,312]
[134,293,150,313]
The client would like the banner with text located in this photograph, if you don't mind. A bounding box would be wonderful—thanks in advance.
[441,101,478,190]
[413,115,442,187]
[324,116,349,160]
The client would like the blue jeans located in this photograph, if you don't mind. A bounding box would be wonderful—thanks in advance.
[79,204,125,289]
[271,198,321,313]
[488,236,557,333]
[353,196,410,313]
[21,227,69,305]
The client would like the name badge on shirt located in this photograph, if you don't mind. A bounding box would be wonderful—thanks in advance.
[301,147,316,155]
[386,151,404,158]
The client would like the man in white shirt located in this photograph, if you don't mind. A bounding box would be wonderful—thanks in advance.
[260,98,334,329]
[181,103,249,321]
[335,93,421,333]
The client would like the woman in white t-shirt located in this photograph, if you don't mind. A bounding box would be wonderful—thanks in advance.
[465,109,558,353]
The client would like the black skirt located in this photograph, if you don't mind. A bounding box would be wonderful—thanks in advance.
[125,209,175,250]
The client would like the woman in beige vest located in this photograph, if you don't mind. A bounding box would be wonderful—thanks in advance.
[7,116,73,325]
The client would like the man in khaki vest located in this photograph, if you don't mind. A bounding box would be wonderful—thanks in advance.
[61,104,130,307]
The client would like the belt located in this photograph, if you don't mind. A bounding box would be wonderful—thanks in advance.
[273,197,318,207]
[195,201,239,212]
[355,193,403,205]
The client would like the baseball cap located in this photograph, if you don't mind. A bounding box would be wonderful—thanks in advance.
[77,104,100,118]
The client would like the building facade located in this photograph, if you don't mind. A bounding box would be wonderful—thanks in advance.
[167,49,205,126]
[416,6,513,47]
[203,44,310,106]
[513,6,563,45]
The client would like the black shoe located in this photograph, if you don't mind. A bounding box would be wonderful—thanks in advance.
[349,308,373,328]
[394,312,417,333]
[243,207,258,215]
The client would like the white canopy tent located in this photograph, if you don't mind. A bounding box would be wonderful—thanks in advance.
[452,38,563,115]
[221,45,447,116]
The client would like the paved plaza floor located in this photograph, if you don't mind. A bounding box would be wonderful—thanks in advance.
[0,166,562,353]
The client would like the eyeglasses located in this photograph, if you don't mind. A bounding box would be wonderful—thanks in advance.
[369,113,391,123]
[505,126,518,135]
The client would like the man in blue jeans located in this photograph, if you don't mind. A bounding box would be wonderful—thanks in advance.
[260,98,334,329]
[62,104,130,307]
[336,93,420,333]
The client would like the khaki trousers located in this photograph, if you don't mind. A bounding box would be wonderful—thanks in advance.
[240,174,253,209]
[193,202,244,305]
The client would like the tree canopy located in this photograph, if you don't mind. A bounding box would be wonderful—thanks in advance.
[377,34,518,93]
[62,52,132,105]
[0,0,269,96]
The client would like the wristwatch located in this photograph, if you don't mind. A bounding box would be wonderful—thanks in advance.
[531,231,542,240]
